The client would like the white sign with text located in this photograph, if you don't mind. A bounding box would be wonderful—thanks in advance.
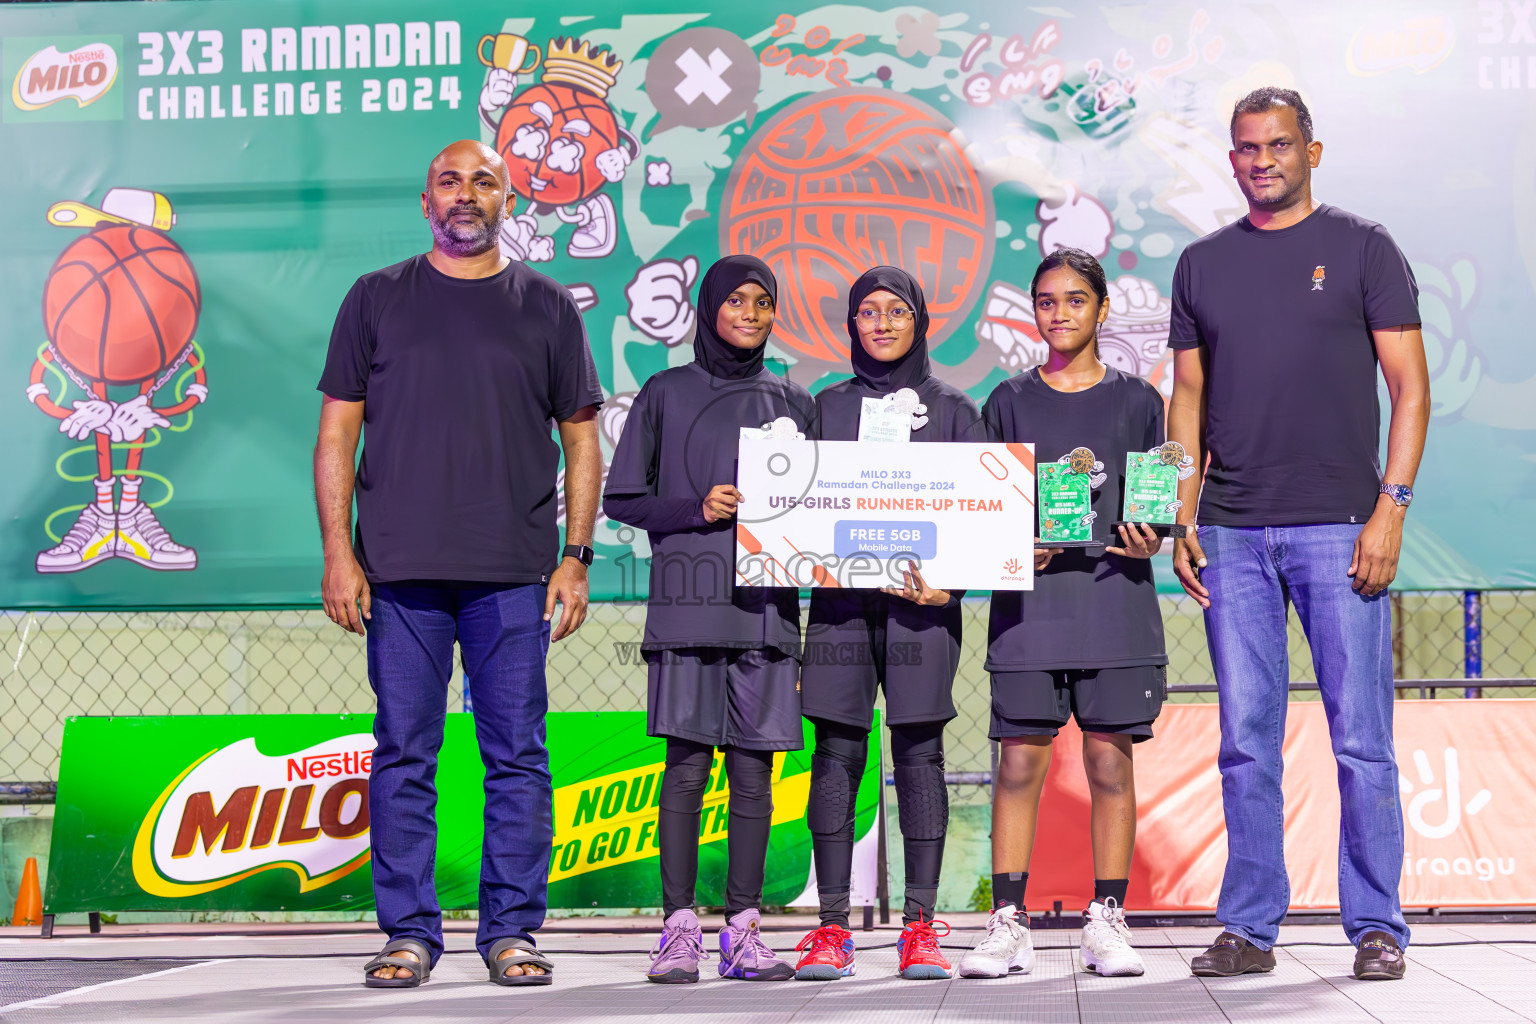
[735,439,1036,591]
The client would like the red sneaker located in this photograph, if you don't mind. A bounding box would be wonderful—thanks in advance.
[897,916,952,979]
[794,924,855,980]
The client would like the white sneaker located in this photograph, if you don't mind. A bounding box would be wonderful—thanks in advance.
[1079,898,1144,976]
[35,505,117,573]
[958,904,1033,978]
[567,194,617,258]
[115,503,197,570]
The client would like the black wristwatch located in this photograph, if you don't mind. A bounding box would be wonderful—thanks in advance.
[562,544,594,567]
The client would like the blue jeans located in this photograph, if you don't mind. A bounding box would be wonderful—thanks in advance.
[366,582,553,964]
[1200,524,1408,950]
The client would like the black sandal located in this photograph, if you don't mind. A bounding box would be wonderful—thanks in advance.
[487,936,554,986]
[363,937,431,988]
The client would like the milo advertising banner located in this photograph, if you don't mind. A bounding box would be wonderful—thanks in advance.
[3,0,1535,607]
[45,713,882,912]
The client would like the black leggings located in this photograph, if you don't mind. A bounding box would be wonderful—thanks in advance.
[807,718,947,926]
[657,738,775,920]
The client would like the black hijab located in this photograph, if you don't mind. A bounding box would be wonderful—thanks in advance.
[846,265,932,392]
[693,255,778,380]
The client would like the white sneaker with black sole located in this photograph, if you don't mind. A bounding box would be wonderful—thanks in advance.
[958,904,1033,978]
[1079,898,1144,976]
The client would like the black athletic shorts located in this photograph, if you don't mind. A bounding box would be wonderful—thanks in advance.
[800,591,960,731]
[646,646,804,751]
[989,664,1166,742]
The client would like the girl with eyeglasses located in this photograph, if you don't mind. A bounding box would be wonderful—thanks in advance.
[792,267,987,982]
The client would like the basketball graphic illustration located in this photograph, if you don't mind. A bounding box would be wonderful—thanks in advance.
[43,225,200,385]
[478,35,638,261]
[26,188,208,575]
[719,88,994,365]
[496,80,623,208]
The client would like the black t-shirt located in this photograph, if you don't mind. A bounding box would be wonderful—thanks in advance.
[982,367,1167,671]
[602,363,818,657]
[317,254,603,584]
[1168,204,1420,526]
[805,374,987,677]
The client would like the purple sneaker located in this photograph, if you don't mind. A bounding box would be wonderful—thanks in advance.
[719,908,795,981]
[649,909,708,983]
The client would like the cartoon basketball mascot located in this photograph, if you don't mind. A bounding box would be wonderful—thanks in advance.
[477,33,637,261]
[25,188,206,573]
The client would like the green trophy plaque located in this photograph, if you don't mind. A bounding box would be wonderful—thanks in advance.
[1037,446,1100,547]
[1117,442,1190,538]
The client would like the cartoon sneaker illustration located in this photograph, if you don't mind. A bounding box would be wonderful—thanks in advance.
[115,501,198,570]
[35,503,117,573]
[565,193,618,258]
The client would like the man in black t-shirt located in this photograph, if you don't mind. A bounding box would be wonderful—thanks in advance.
[1167,90,1429,982]
[315,140,603,989]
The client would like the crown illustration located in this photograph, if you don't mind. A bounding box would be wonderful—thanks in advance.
[542,37,622,99]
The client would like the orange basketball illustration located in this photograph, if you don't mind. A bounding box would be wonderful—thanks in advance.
[27,189,209,576]
[495,80,622,208]
[480,36,635,261]
[43,224,200,386]
[719,89,994,363]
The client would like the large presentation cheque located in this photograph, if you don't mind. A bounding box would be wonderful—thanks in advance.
[735,439,1037,591]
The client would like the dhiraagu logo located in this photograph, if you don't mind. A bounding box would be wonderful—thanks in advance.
[5,36,124,123]
[1399,745,1514,884]
[132,735,373,897]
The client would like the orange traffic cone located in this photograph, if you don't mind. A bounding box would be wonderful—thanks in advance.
[11,857,42,927]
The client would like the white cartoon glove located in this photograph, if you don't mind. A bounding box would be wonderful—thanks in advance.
[885,387,929,431]
[498,213,555,263]
[599,392,635,448]
[509,124,548,163]
[759,416,805,441]
[546,137,585,175]
[479,68,518,112]
[185,382,208,404]
[626,256,698,346]
[105,394,170,443]
[60,398,114,439]
[26,382,50,404]
[594,146,631,184]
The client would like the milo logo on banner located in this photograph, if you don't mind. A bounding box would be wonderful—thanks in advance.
[131,735,373,898]
[5,35,124,122]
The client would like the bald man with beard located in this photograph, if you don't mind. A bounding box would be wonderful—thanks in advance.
[314,140,604,988]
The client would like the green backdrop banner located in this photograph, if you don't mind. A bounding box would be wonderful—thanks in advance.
[44,711,881,913]
[3,1,1533,608]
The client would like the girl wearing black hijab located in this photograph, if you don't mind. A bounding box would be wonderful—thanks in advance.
[792,267,986,982]
[604,255,817,985]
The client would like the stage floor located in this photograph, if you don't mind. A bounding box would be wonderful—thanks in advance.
[4,916,1535,1022]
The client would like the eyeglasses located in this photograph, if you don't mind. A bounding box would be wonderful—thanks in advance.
[855,307,914,329]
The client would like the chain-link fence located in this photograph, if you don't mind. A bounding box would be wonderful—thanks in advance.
[3,591,1534,792]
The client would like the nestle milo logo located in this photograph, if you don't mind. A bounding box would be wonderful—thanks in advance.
[4,36,123,123]
[132,736,373,897]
